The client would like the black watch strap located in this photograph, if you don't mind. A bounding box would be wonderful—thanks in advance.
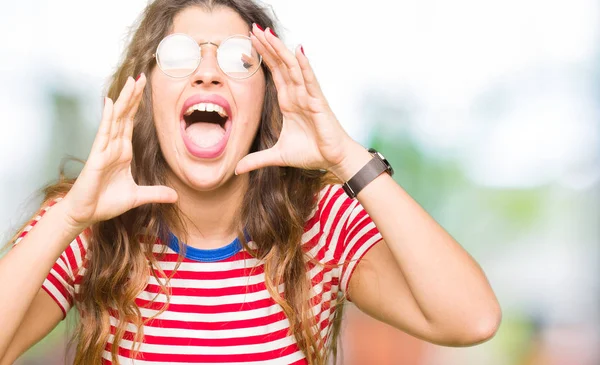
[342,156,388,199]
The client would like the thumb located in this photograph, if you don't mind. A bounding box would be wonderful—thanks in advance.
[134,185,179,207]
[235,148,283,175]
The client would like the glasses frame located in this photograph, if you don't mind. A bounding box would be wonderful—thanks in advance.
[153,33,263,80]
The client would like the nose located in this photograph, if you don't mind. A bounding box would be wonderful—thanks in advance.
[190,44,224,87]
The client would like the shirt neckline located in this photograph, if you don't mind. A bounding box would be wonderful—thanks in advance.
[167,231,248,262]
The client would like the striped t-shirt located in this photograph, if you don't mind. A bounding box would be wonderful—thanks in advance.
[17,184,383,364]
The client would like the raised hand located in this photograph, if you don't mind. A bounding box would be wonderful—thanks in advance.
[62,74,178,230]
[234,24,366,177]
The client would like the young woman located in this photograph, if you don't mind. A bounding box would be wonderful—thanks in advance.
[0,0,501,364]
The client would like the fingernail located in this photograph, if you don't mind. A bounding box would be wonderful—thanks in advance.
[300,45,305,56]
[234,169,238,176]
[136,73,142,81]
[254,23,264,31]
[268,28,277,37]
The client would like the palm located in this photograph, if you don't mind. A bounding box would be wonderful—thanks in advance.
[63,75,177,228]
[235,26,356,175]
[274,105,345,171]
[76,147,136,222]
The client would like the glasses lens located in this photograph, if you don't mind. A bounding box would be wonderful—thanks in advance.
[156,34,200,78]
[217,36,261,79]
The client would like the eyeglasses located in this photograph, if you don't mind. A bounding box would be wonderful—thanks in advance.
[153,33,262,80]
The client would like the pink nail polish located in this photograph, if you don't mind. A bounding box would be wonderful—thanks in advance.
[300,45,305,56]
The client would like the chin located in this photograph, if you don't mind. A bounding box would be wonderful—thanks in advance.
[172,162,238,193]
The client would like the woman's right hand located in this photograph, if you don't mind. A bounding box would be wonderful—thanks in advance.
[61,74,178,230]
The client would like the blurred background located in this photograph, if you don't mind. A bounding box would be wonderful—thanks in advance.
[1,0,598,364]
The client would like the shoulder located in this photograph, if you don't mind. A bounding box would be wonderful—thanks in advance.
[315,183,344,208]
[13,199,62,245]
[303,184,379,264]
[13,198,90,260]
[313,184,359,222]
[303,184,359,242]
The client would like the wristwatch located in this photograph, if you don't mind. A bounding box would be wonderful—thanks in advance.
[342,148,394,199]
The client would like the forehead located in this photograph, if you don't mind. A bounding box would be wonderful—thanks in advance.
[171,6,250,42]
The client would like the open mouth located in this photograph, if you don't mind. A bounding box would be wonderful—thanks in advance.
[183,103,228,128]
[182,102,230,149]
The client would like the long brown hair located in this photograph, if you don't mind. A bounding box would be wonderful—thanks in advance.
[9,1,346,364]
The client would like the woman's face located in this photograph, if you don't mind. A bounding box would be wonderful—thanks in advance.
[150,6,266,192]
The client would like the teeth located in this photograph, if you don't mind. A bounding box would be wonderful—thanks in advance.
[184,103,228,118]
[216,107,227,118]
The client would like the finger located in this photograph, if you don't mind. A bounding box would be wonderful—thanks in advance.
[90,97,114,152]
[262,29,305,87]
[251,25,291,85]
[121,74,146,139]
[123,74,146,123]
[235,148,284,175]
[295,45,325,99]
[110,77,135,140]
[133,186,179,208]
[250,25,281,69]
[113,77,135,118]
[250,34,290,99]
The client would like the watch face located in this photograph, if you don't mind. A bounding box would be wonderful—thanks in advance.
[368,148,394,176]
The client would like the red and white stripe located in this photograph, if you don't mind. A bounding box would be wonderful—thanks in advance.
[16,184,382,364]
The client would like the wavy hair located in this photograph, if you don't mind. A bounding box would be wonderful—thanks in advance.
[7,0,347,364]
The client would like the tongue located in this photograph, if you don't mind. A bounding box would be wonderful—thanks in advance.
[185,122,225,148]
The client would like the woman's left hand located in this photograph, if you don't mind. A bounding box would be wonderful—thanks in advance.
[234,24,366,179]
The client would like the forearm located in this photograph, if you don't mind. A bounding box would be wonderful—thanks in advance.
[333,144,500,334]
[0,201,83,356]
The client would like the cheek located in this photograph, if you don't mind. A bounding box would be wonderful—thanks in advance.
[150,70,181,116]
[151,91,169,142]
[149,82,180,161]
[152,86,172,121]
[151,82,179,135]
[237,79,266,122]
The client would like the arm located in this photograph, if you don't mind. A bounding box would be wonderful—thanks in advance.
[0,74,177,361]
[236,25,500,345]
[0,290,63,365]
[339,146,501,346]
[0,201,83,358]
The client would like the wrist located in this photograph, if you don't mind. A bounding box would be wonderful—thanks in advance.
[54,199,92,234]
[328,142,373,182]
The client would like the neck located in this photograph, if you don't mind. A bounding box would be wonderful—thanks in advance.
[167,173,248,250]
